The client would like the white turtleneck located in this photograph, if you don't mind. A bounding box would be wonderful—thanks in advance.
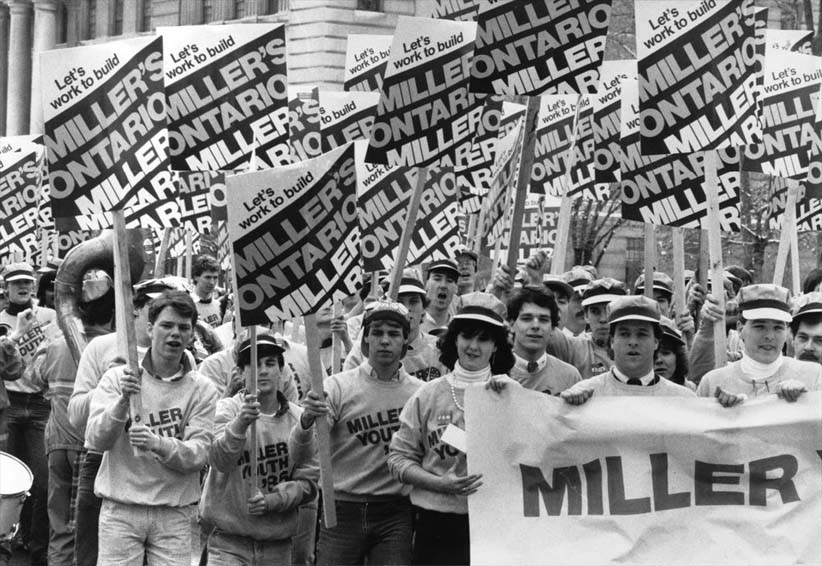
[739,354,784,381]
[447,362,492,388]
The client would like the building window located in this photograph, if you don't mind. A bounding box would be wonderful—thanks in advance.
[57,3,68,43]
[113,0,123,35]
[86,0,96,39]
[203,0,214,22]
[357,0,383,10]
[234,0,246,18]
[141,0,152,31]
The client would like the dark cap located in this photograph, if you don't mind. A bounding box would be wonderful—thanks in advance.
[238,332,285,358]
[2,262,36,282]
[659,316,685,346]
[364,299,411,334]
[427,259,460,280]
[634,271,674,296]
[581,278,627,307]
[792,292,822,322]
[456,248,478,262]
[542,274,574,299]
[397,277,426,297]
[562,267,595,294]
[607,295,661,326]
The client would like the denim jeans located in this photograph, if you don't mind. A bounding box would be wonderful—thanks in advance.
[207,531,291,565]
[47,449,82,566]
[292,499,318,566]
[74,450,103,566]
[411,507,469,566]
[315,498,412,566]
[97,500,194,566]
[6,392,50,566]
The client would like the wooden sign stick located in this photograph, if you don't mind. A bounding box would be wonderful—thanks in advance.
[387,166,428,301]
[303,313,337,528]
[773,179,799,289]
[703,151,727,368]
[672,227,687,321]
[154,228,171,277]
[112,211,143,436]
[643,224,656,299]
[550,95,584,276]
[248,326,259,493]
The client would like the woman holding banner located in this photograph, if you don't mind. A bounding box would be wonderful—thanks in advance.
[387,292,516,565]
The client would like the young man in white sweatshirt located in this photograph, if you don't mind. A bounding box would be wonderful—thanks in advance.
[86,291,219,566]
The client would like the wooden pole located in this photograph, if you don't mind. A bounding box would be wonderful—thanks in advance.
[466,213,478,249]
[550,95,584,276]
[387,166,428,300]
[154,228,171,277]
[643,224,656,299]
[303,313,337,528]
[473,200,489,254]
[506,96,541,277]
[331,300,343,374]
[112,211,143,432]
[773,179,799,289]
[672,227,686,319]
[248,326,258,493]
[185,230,193,281]
[703,151,726,368]
[39,229,49,269]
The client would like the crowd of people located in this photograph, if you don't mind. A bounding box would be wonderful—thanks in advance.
[0,247,820,566]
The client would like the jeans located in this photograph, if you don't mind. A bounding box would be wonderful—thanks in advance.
[411,507,469,566]
[47,449,82,566]
[97,500,194,566]
[292,499,318,566]
[207,531,291,565]
[74,451,102,566]
[315,498,412,566]
[6,392,50,566]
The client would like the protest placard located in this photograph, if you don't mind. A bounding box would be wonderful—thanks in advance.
[355,142,461,273]
[41,36,180,231]
[499,100,526,137]
[466,387,822,565]
[344,35,392,92]
[483,114,524,246]
[743,51,822,180]
[430,0,479,21]
[226,144,360,325]
[365,16,482,168]
[289,86,322,163]
[35,182,93,261]
[594,60,633,184]
[754,8,769,100]
[0,135,42,155]
[530,94,579,196]
[496,195,561,265]
[318,91,381,152]
[456,95,502,199]
[620,77,741,230]
[767,28,814,54]
[636,0,761,153]
[0,145,45,260]
[469,0,612,96]
[160,24,289,171]
[176,170,226,235]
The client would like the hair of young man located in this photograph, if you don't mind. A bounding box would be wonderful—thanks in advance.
[191,255,220,279]
[657,335,689,385]
[36,272,56,305]
[507,286,559,327]
[237,346,284,370]
[790,312,822,336]
[437,318,515,374]
[147,290,198,326]
[79,288,116,327]
[802,268,822,294]
[363,317,410,340]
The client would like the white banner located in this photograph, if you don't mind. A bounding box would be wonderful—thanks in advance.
[466,387,822,565]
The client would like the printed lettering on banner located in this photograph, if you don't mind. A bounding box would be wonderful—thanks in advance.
[42,36,181,231]
[160,24,290,171]
[766,28,813,55]
[636,0,762,153]
[496,195,561,265]
[365,16,483,168]
[344,35,393,93]
[456,95,503,196]
[430,0,479,21]
[355,142,461,273]
[176,170,225,234]
[594,60,635,184]
[743,51,822,180]
[469,0,612,96]
[319,91,381,152]
[226,143,361,325]
[0,146,45,260]
[530,95,579,197]
[289,87,322,163]
[619,77,741,231]
[466,387,822,565]
[482,118,524,245]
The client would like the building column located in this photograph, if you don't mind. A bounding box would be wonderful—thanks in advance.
[5,0,32,136]
[0,5,9,135]
[29,0,58,134]
[64,0,80,46]
[179,0,202,24]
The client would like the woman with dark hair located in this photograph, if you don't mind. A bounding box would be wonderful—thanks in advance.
[654,317,694,391]
[388,292,517,565]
